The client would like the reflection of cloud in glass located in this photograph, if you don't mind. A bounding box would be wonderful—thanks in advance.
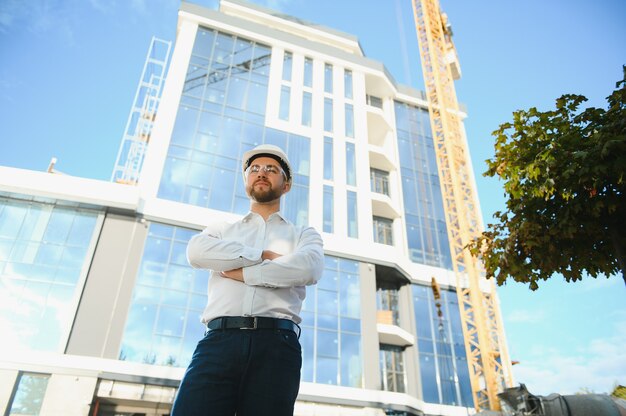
[0,201,98,352]
[119,223,208,368]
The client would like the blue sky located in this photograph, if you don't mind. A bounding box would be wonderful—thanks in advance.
[1,0,624,396]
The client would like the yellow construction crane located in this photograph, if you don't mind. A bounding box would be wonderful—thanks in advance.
[411,0,514,411]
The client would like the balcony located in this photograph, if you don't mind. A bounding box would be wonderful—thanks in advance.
[376,310,415,347]
[368,145,395,173]
[371,193,401,219]
[366,107,392,147]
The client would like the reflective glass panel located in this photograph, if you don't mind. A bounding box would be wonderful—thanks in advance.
[345,103,354,138]
[282,51,292,81]
[394,101,452,269]
[282,133,311,226]
[344,69,353,99]
[8,373,49,416]
[0,198,99,353]
[160,29,301,216]
[303,57,313,87]
[346,142,356,186]
[379,344,406,393]
[347,191,358,238]
[324,63,333,93]
[324,98,333,132]
[120,223,210,368]
[323,185,333,233]
[279,85,290,121]
[300,255,362,387]
[301,91,312,126]
[373,216,393,245]
[323,136,333,181]
[412,284,473,407]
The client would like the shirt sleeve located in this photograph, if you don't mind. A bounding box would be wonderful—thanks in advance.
[243,226,324,288]
[186,222,263,271]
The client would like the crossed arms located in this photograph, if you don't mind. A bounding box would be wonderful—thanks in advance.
[186,225,324,288]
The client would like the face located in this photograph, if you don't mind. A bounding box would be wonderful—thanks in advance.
[244,156,291,203]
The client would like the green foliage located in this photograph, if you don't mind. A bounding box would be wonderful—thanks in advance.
[468,67,626,290]
[612,385,626,399]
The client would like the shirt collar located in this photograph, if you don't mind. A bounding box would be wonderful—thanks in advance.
[242,211,287,223]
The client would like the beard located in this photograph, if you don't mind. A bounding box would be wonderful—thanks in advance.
[247,180,282,203]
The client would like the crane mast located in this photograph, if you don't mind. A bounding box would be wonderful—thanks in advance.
[411,0,513,411]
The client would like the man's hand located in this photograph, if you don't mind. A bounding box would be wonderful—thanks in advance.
[219,268,244,282]
[219,252,281,282]
[262,250,282,261]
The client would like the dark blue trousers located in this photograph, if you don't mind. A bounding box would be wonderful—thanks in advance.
[171,327,302,416]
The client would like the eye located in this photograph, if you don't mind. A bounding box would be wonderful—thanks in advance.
[266,166,279,174]
[250,165,261,173]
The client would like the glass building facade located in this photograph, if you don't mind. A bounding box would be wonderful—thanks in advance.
[395,101,453,269]
[157,28,310,226]
[413,285,473,407]
[0,197,100,353]
[0,2,499,415]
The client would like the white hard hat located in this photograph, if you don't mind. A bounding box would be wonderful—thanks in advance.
[242,144,292,181]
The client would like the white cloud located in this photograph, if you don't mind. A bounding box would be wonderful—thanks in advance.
[511,320,626,396]
[0,75,22,102]
[0,0,76,42]
[571,273,623,293]
[0,0,27,32]
[88,0,116,14]
[130,0,148,15]
[506,308,546,324]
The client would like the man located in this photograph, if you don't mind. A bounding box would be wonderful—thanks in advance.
[171,144,324,416]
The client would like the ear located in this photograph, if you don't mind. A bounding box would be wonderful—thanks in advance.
[283,180,292,193]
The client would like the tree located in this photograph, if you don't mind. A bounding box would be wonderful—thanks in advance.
[468,67,626,290]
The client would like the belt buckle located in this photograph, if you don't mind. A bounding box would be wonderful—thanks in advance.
[241,317,258,330]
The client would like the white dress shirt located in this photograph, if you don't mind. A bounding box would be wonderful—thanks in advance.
[187,211,324,324]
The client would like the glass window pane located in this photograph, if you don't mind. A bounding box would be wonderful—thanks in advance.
[159,33,273,211]
[301,91,312,126]
[305,255,362,388]
[279,85,290,121]
[8,373,49,416]
[43,209,74,244]
[317,330,339,358]
[170,107,199,147]
[120,223,211,368]
[282,51,292,81]
[395,101,452,269]
[420,354,439,402]
[193,28,215,56]
[226,76,248,109]
[323,185,333,233]
[317,313,338,330]
[344,69,353,99]
[346,142,356,186]
[345,104,354,138]
[324,63,333,93]
[317,289,338,315]
[247,82,267,114]
[1,199,99,353]
[317,357,338,385]
[323,136,333,180]
[339,274,360,318]
[303,57,313,87]
[340,333,362,387]
[347,191,358,238]
[300,328,314,382]
[324,98,333,132]
[0,203,27,239]
[232,38,253,71]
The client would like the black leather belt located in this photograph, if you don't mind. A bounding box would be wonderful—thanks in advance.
[207,316,300,337]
